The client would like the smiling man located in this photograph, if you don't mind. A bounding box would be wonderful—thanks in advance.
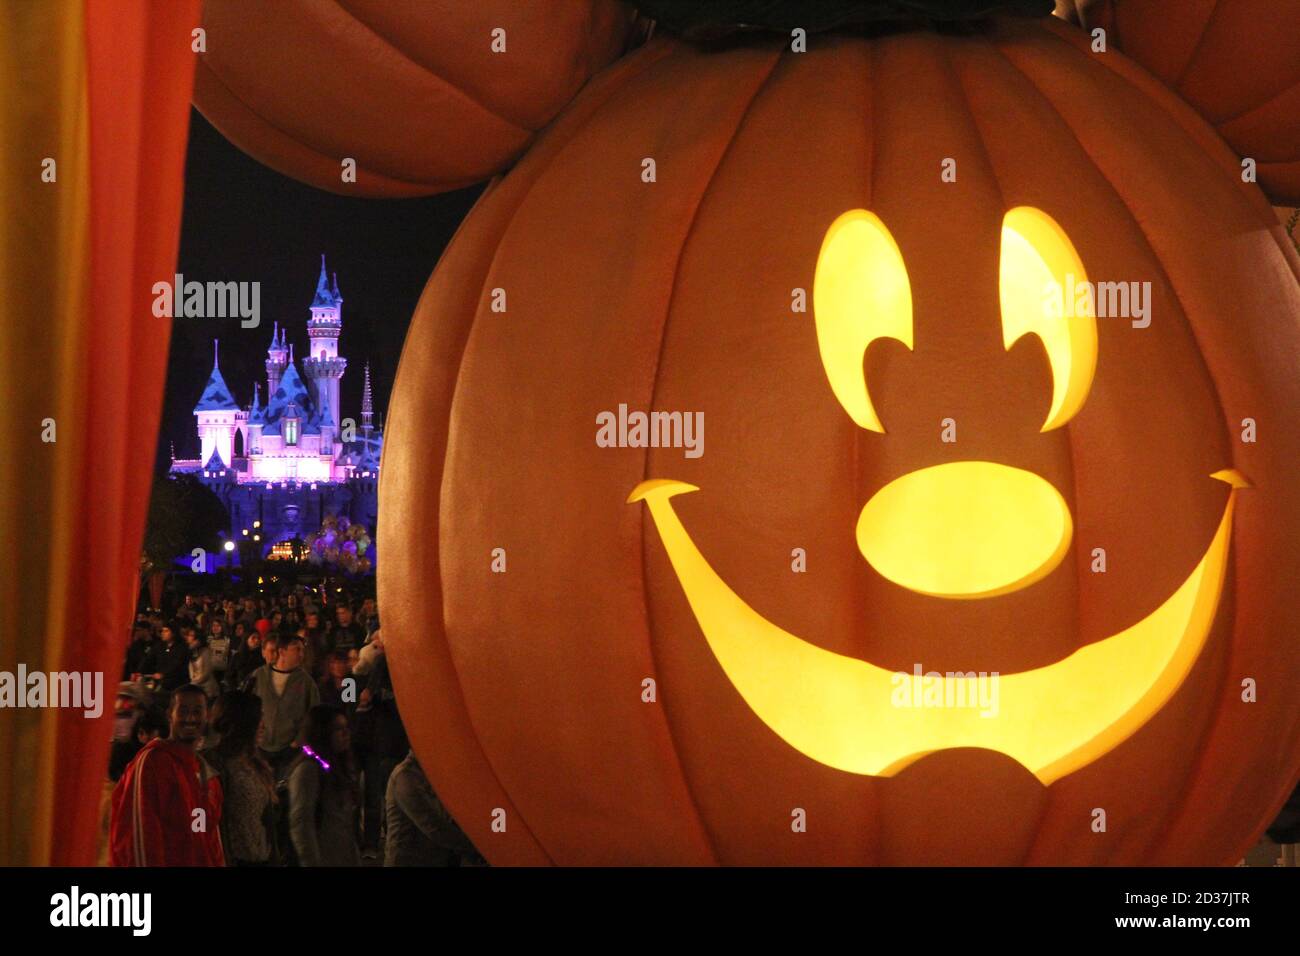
[109,684,225,867]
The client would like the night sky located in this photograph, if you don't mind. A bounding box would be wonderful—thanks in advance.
[157,109,485,473]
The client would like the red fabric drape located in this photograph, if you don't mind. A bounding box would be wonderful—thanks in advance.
[40,0,199,866]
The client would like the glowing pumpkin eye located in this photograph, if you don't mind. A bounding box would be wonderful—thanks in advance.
[999,207,1098,432]
[813,210,914,433]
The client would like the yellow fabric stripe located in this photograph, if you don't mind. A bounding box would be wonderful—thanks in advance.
[0,0,91,865]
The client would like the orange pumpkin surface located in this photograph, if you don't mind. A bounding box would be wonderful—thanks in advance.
[193,0,641,196]
[379,17,1300,865]
[1074,0,1300,205]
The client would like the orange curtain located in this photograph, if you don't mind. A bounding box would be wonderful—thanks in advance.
[0,0,199,866]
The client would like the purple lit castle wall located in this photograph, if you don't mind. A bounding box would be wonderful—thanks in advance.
[171,257,381,552]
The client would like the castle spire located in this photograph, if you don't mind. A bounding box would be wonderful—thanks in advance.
[312,254,334,307]
[331,271,341,302]
[213,338,220,368]
[361,361,374,432]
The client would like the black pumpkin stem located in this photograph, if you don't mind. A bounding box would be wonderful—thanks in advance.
[630,0,1056,41]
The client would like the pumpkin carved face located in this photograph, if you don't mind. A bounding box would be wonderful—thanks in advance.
[380,18,1300,865]
[629,204,1248,786]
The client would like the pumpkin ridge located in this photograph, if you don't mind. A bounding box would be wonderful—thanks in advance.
[191,60,475,196]
[199,0,532,185]
[948,31,1087,666]
[324,0,533,139]
[967,31,1086,868]
[939,34,1067,866]
[857,41,878,865]
[1211,78,1300,130]
[1038,16,1300,281]
[405,44,678,862]
[992,32,1234,463]
[396,182,557,865]
[1040,16,1278,225]
[435,38,693,864]
[1168,0,1227,95]
[994,27,1249,865]
[638,44,785,866]
[1149,565,1239,864]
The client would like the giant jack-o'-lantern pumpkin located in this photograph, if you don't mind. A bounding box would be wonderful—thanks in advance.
[379,14,1300,865]
[193,0,640,196]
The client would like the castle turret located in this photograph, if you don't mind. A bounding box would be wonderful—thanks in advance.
[247,382,264,455]
[361,361,374,436]
[265,321,288,399]
[316,386,336,466]
[193,340,240,469]
[303,255,346,426]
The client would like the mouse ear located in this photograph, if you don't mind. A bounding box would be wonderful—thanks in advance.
[1075,0,1300,206]
[193,0,643,197]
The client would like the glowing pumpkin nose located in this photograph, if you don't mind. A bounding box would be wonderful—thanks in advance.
[856,460,1072,599]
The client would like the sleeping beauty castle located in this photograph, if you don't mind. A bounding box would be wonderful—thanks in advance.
[170,257,381,554]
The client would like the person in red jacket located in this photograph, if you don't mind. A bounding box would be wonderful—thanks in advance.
[110,684,225,866]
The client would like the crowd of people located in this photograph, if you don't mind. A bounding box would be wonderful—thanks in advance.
[105,586,484,867]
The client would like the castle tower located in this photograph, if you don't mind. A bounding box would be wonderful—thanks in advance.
[247,382,265,455]
[265,321,288,398]
[361,361,374,437]
[302,255,346,429]
[193,339,240,469]
[316,385,336,473]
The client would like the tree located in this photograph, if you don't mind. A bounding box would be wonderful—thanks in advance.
[141,474,230,574]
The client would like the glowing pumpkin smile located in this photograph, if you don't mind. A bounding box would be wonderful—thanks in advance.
[629,470,1245,783]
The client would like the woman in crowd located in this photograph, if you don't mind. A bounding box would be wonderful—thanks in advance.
[283,593,302,631]
[318,650,354,715]
[184,627,220,701]
[207,617,232,684]
[288,705,361,867]
[226,626,263,692]
[206,691,278,866]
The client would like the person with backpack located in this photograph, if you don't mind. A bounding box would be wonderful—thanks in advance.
[287,705,361,867]
[183,627,220,702]
[249,633,318,780]
[207,618,232,685]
